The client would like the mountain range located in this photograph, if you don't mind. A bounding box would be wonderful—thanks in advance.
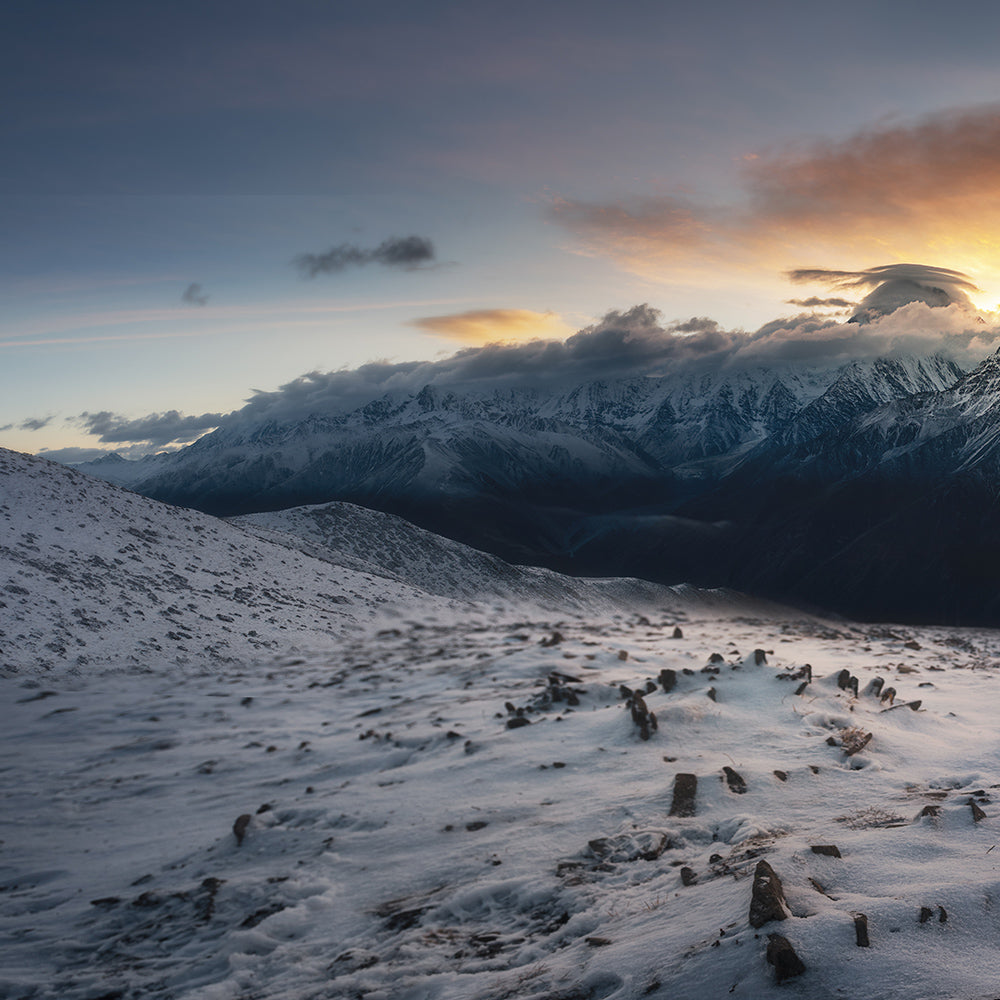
[76,349,1000,624]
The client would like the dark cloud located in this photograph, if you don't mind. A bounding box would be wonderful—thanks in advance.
[786,297,854,309]
[77,409,224,446]
[182,282,209,306]
[17,416,54,431]
[295,236,435,278]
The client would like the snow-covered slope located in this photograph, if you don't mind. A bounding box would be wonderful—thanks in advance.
[0,448,714,675]
[4,608,1000,999]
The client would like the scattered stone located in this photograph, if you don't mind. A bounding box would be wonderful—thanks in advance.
[540,631,564,647]
[627,691,658,741]
[506,717,531,730]
[466,821,489,832]
[90,896,122,908]
[938,906,948,923]
[766,933,805,982]
[917,804,940,819]
[753,649,767,665]
[919,906,934,924]
[810,844,841,858]
[854,913,870,947]
[836,669,859,696]
[970,799,987,822]
[749,860,789,928]
[795,681,809,695]
[669,773,698,817]
[586,936,613,947]
[708,652,725,664]
[552,761,566,769]
[841,729,873,756]
[588,831,671,863]
[659,668,677,693]
[233,813,252,846]
[672,626,683,639]
[680,866,697,886]
[880,686,897,704]
[706,687,717,702]
[773,770,788,782]
[723,766,747,794]
[903,639,921,650]
[617,649,629,661]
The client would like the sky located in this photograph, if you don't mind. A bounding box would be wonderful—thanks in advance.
[5,0,1000,460]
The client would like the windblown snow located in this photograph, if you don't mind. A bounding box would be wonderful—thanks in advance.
[3,447,1000,1000]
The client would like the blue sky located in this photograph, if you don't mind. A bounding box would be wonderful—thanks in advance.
[5,0,1000,458]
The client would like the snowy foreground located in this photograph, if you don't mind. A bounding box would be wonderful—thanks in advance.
[5,610,1000,999]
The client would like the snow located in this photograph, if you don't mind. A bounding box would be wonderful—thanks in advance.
[4,447,1000,999]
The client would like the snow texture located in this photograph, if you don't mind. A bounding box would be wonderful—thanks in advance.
[3,447,1000,999]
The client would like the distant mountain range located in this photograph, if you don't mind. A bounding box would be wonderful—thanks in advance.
[75,350,1000,624]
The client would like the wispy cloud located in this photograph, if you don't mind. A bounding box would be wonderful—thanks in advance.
[295,236,436,278]
[550,106,1000,283]
[786,297,854,309]
[409,308,572,344]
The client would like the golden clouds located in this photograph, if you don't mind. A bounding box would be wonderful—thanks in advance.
[550,106,1000,293]
[409,308,573,345]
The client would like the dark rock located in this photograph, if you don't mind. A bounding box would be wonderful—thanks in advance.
[749,860,789,928]
[617,649,629,661]
[865,677,885,698]
[917,804,940,818]
[810,844,841,858]
[904,639,921,650]
[241,901,286,928]
[842,730,872,756]
[753,649,767,665]
[466,820,489,831]
[970,799,987,822]
[659,668,677,693]
[773,770,788,782]
[723,766,747,794]
[880,686,896,704]
[540,631,564,647]
[506,717,531,729]
[628,691,658,741]
[766,934,805,982]
[919,906,934,923]
[233,813,252,846]
[680,866,697,886]
[90,896,122,908]
[644,679,658,694]
[706,687,717,702]
[854,913,870,947]
[795,681,809,695]
[588,831,670,862]
[938,906,948,923]
[672,626,683,639]
[586,936,613,947]
[669,773,698,817]
[708,652,725,663]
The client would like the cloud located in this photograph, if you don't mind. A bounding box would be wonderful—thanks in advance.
[408,308,573,344]
[76,409,224,447]
[549,106,1000,286]
[789,264,978,322]
[182,282,209,306]
[787,297,854,309]
[295,236,436,278]
[16,416,54,431]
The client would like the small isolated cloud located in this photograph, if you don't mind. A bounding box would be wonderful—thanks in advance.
[409,308,573,344]
[786,297,854,309]
[76,409,224,447]
[295,236,436,278]
[549,105,1000,284]
[18,416,54,431]
[182,282,209,306]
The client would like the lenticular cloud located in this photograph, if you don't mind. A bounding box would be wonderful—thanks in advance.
[788,264,979,323]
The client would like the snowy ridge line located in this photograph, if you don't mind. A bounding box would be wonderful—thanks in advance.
[3,614,1000,998]
[0,447,740,675]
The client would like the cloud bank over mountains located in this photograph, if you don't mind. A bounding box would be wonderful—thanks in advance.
[38,268,998,457]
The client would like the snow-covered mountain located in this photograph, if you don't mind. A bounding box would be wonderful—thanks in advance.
[69,351,1000,624]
